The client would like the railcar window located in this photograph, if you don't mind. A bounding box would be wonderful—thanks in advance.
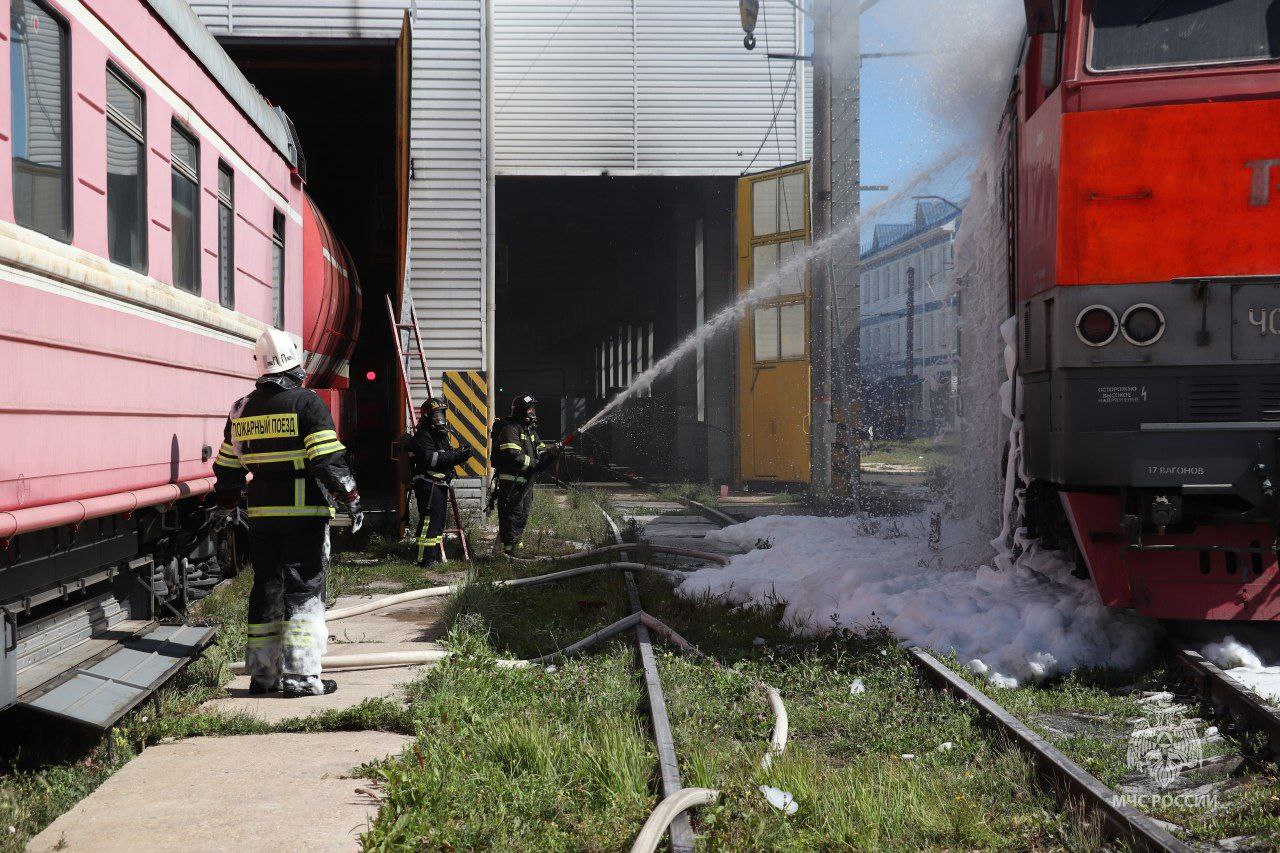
[106,68,146,272]
[271,210,285,327]
[170,124,200,294]
[1091,0,1280,71]
[10,0,70,241]
[217,162,234,308]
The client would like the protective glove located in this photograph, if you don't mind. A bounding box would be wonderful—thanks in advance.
[334,490,364,534]
[456,444,474,463]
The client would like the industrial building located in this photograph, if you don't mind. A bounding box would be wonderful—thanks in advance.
[188,0,809,497]
[859,199,961,438]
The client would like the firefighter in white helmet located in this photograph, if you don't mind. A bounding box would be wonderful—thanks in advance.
[212,329,362,697]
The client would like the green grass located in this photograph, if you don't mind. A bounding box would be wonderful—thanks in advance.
[860,437,958,472]
[364,562,1099,851]
[653,482,719,506]
[521,488,618,556]
[364,625,654,851]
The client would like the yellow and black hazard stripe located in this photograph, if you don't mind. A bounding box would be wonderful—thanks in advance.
[441,370,489,478]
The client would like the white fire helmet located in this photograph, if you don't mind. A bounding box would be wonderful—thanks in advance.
[254,328,302,377]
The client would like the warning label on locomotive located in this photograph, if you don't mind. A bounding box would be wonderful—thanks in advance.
[231,413,299,441]
[1097,385,1148,405]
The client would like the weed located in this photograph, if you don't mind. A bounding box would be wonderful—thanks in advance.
[654,481,718,506]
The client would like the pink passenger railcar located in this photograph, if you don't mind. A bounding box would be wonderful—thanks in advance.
[0,0,360,725]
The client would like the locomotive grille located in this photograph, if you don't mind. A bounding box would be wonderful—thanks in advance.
[1260,380,1280,421]
[1185,380,1243,421]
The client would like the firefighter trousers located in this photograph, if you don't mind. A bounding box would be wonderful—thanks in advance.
[413,479,448,565]
[496,479,534,551]
[244,517,330,694]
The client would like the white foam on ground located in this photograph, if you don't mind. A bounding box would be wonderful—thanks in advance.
[678,513,1158,688]
[1202,636,1280,703]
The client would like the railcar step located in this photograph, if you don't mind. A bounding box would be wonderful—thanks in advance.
[18,623,217,729]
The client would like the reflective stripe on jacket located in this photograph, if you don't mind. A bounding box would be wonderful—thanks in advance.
[212,384,356,518]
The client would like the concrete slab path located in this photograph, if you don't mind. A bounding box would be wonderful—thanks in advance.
[28,731,411,852]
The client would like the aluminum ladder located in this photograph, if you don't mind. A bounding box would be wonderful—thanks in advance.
[385,293,471,562]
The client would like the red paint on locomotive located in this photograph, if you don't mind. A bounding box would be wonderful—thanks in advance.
[1012,0,1280,621]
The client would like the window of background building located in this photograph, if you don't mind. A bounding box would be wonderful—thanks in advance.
[217,162,234,308]
[171,124,200,293]
[11,0,70,241]
[106,67,146,271]
[271,210,285,327]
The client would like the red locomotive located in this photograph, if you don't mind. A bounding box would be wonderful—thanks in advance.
[0,0,361,723]
[1010,0,1280,620]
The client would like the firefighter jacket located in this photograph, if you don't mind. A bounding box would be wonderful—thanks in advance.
[491,418,552,487]
[407,421,470,485]
[212,379,357,518]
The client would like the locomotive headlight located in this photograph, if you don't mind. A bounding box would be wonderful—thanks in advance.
[1076,305,1119,347]
[1121,304,1165,346]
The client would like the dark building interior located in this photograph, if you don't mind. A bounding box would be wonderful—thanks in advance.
[495,176,738,485]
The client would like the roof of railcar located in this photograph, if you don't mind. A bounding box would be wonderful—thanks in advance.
[143,0,296,166]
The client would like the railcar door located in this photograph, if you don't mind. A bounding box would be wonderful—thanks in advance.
[735,163,811,485]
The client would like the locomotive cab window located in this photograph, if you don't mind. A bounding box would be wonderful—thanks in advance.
[106,67,146,272]
[10,0,70,242]
[217,162,234,308]
[170,124,200,294]
[1090,0,1280,72]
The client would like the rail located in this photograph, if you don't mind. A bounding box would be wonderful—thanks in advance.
[1170,645,1280,757]
[558,449,739,528]
[909,648,1189,853]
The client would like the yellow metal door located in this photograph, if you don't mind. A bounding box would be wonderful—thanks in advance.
[735,163,811,485]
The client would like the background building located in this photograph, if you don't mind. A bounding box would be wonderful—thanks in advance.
[189,0,809,497]
[859,199,961,439]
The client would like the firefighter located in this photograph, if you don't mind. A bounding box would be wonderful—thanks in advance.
[490,394,560,555]
[212,329,362,698]
[406,398,473,566]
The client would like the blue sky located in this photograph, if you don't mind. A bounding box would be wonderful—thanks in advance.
[798,1,1022,241]
[856,29,975,238]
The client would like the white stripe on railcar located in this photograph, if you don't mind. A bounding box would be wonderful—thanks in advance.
[0,223,277,348]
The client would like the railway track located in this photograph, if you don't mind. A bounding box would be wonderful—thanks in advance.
[569,473,1209,851]
[1169,643,1280,757]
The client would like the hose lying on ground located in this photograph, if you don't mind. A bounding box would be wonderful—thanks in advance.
[630,788,720,853]
[324,561,687,622]
[509,542,730,567]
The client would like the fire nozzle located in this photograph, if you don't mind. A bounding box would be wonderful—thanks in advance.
[561,432,579,448]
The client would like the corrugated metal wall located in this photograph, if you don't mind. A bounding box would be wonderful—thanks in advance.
[190,0,489,506]
[494,0,805,175]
